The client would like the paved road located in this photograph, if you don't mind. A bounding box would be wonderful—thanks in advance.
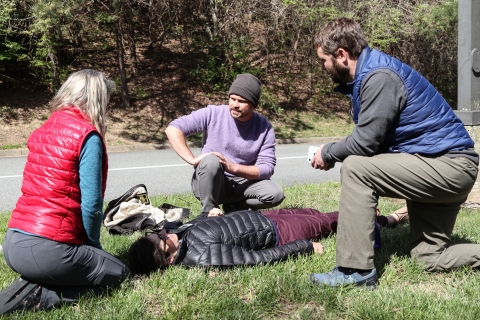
[0,143,341,213]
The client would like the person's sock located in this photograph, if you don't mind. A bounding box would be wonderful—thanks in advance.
[338,267,373,277]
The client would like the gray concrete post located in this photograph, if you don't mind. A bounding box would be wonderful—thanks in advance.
[456,0,480,205]
[457,0,480,113]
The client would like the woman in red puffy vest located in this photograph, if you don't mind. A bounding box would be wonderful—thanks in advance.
[0,69,131,315]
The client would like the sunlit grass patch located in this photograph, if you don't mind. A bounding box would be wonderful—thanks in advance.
[1,182,480,319]
[271,111,355,140]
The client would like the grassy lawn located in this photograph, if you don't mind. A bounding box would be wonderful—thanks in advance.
[0,110,355,150]
[271,111,354,140]
[2,182,480,319]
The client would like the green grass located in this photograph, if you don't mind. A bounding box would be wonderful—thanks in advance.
[0,111,354,150]
[271,111,355,140]
[2,182,480,319]
[0,144,23,150]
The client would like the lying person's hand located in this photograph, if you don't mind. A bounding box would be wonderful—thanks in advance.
[312,242,324,255]
[208,208,224,217]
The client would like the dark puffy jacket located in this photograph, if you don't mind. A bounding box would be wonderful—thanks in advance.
[170,211,313,268]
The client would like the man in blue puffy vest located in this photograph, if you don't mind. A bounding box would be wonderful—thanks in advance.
[309,17,479,289]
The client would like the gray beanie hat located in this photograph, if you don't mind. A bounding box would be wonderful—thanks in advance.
[228,73,261,106]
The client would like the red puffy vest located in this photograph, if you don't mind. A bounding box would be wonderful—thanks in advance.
[8,107,108,244]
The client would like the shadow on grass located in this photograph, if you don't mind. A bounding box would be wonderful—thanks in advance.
[374,222,480,279]
[375,224,411,274]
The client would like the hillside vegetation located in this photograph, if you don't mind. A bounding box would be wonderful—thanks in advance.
[0,0,458,146]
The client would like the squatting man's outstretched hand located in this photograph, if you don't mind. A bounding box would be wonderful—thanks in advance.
[189,153,210,168]
[210,151,236,173]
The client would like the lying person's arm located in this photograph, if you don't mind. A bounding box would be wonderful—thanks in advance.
[193,240,314,267]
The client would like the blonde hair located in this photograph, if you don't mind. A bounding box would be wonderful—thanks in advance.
[50,69,116,136]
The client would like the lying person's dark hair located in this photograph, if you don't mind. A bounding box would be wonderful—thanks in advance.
[128,236,169,276]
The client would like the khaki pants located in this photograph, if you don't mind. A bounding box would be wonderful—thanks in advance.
[336,153,479,271]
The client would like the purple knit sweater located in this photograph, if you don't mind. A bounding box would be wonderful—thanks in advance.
[169,105,276,179]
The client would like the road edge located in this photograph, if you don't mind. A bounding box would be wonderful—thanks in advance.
[0,136,346,158]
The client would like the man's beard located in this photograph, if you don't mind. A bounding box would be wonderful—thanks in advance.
[327,59,351,84]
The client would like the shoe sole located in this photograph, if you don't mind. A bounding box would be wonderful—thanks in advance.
[0,278,39,315]
[355,277,377,290]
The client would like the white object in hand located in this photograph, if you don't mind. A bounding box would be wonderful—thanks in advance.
[307,146,319,163]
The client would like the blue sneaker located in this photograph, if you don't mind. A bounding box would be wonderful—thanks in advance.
[309,267,378,289]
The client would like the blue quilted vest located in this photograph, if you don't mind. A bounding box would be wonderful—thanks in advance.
[335,47,473,155]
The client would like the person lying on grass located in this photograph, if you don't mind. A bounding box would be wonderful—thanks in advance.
[128,207,408,275]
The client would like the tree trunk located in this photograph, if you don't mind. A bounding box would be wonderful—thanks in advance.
[206,0,219,40]
[116,17,130,108]
[48,51,60,89]
[125,11,137,73]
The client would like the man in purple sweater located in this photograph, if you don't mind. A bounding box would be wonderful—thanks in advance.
[165,74,285,216]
